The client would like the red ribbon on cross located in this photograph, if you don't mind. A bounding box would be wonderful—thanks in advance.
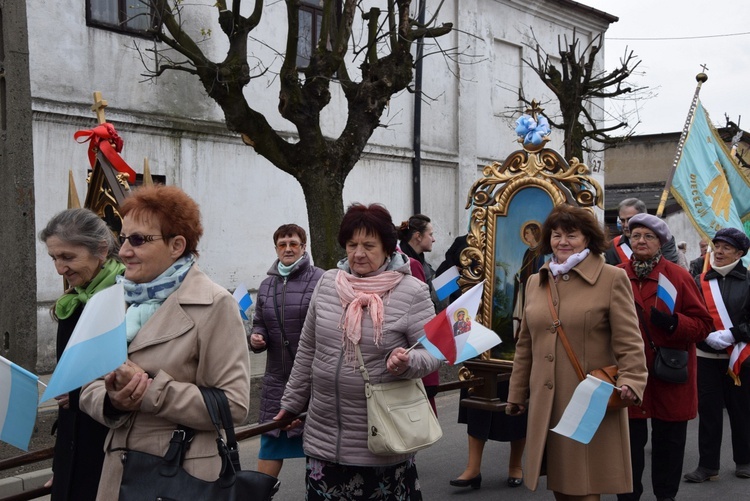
[74,123,136,182]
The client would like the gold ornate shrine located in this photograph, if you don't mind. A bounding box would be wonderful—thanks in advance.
[457,103,603,410]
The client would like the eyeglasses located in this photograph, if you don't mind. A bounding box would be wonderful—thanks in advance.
[630,232,658,242]
[276,242,302,250]
[119,233,167,247]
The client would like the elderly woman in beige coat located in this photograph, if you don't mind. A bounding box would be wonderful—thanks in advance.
[507,204,648,501]
[80,185,251,500]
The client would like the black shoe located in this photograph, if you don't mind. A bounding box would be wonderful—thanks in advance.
[449,473,482,489]
[684,466,719,483]
[507,477,523,488]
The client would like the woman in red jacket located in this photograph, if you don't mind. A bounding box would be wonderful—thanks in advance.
[617,213,713,501]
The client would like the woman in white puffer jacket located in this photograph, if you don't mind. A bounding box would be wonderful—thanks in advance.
[278,202,441,500]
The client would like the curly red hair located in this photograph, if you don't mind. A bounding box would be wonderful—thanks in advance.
[120,185,203,257]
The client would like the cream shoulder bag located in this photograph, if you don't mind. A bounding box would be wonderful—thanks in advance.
[355,344,443,455]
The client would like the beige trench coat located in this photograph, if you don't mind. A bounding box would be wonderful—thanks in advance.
[508,254,648,495]
[79,265,251,500]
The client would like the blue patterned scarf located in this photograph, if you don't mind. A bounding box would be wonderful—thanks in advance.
[117,255,195,343]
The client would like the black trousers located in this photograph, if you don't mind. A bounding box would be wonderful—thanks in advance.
[696,356,750,469]
[617,418,688,501]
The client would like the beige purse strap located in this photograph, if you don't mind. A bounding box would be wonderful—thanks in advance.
[355,344,371,384]
[546,281,586,382]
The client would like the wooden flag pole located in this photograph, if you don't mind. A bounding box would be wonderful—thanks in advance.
[656,70,708,217]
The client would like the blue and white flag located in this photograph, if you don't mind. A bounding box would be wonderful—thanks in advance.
[657,273,677,314]
[0,356,38,450]
[551,374,613,444]
[41,283,127,403]
[432,266,460,301]
[233,283,253,321]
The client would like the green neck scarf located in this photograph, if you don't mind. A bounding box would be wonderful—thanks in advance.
[55,259,125,320]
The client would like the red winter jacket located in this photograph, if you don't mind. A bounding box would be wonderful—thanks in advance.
[619,257,712,421]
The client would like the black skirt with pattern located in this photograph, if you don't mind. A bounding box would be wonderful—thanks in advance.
[305,456,422,500]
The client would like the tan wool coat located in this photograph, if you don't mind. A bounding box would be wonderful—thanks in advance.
[508,254,648,495]
[79,265,251,500]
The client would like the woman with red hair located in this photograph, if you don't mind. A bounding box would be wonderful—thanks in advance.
[80,185,251,500]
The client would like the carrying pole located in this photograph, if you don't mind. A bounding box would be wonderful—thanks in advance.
[656,71,708,217]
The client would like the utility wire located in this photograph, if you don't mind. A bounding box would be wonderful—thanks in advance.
[608,32,750,41]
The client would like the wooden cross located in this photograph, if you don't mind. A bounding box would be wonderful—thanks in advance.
[91,91,108,124]
[700,63,709,73]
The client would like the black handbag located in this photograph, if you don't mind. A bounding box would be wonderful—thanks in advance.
[636,305,688,384]
[652,347,688,383]
[119,387,280,501]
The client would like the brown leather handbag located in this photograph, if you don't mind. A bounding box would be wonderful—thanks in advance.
[546,282,632,410]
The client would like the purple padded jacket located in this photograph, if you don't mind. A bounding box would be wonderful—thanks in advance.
[251,253,324,436]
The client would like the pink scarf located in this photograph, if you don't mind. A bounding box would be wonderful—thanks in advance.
[335,269,405,366]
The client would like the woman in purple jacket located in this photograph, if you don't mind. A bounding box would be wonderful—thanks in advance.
[248,224,324,478]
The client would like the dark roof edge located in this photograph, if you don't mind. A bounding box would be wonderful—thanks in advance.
[554,0,619,23]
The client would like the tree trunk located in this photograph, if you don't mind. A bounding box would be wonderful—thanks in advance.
[298,169,346,269]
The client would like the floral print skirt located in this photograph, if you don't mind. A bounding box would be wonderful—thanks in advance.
[305,456,422,500]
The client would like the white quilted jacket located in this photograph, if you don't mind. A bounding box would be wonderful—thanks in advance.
[280,254,441,466]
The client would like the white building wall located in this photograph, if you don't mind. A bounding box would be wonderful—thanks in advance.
[27,0,613,369]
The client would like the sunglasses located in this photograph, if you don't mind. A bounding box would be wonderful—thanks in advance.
[119,233,168,247]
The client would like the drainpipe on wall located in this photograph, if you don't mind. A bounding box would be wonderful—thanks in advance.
[411,0,425,216]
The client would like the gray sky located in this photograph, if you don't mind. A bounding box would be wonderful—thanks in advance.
[574,0,750,135]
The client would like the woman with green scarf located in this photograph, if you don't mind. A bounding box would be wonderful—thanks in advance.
[40,208,124,500]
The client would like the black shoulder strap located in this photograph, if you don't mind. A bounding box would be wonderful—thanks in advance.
[199,387,241,472]
[634,304,657,352]
[272,277,295,364]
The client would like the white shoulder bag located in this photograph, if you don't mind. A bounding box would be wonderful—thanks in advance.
[356,344,443,455]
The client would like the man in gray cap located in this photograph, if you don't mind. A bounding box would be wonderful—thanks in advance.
[605,198,680,266]
[685,227,750,483]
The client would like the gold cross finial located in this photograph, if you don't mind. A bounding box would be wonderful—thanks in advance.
[91,91,108,124]
[525,99,544,121]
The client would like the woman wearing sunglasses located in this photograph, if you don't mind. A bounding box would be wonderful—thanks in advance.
[40,208,124,500]
[80,185,251,500]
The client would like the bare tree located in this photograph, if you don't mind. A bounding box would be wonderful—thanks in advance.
[521,30,645,161]
[144,0,451,267]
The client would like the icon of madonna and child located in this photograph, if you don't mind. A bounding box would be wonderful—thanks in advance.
[490,215,550,360]
[512,221,546,336]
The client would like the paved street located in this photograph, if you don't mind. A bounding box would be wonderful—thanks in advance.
[239,390,749,500]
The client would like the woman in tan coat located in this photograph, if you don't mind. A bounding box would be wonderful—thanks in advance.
[507,204,648,501]
[79,185,251,500]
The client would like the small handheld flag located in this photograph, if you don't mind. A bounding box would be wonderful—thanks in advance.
[550,374,613,444]
[421,282,500,364]
[41,283,127,403]
[657,273,677,314]
[0,356,39,451]
[432,266,460,301]
[233,283,253,320]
